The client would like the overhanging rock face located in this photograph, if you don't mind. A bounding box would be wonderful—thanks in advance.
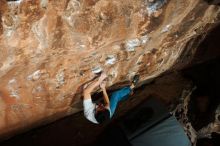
[0,0,219,138]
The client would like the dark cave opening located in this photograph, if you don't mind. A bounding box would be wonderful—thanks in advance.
[182,23,220,132]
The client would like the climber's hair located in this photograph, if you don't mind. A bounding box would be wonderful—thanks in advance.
[95,109,110,124]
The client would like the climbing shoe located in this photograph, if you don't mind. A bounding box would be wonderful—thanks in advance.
[132,75,140,86]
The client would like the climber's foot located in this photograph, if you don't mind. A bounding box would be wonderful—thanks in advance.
[130,75,140,89]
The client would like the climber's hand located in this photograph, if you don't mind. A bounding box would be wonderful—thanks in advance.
[99,72,107,83]
[100,81,106,89]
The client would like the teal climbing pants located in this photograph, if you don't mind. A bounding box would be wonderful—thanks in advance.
[109,87,132,118]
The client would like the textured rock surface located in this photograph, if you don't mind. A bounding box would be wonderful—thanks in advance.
[0,72,193,146]
[0,0,220,138]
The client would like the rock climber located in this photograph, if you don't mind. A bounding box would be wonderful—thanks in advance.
[83,72,140,124]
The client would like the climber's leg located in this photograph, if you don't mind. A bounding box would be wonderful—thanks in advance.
[109,87,132,117]
[109,75,140,117]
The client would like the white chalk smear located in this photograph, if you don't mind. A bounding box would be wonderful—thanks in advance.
[161,24,172,33]
[27,70,42,81]
[7,0,23,4]
[56,70,65,87]
[35,86,44,92]
[105,55,117,65]
[147,0,167,16]
[8,78,16,85]
[92,66,102,74]
[140,35,149,44]
[8,78,20,99]
[125,38,141,52]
